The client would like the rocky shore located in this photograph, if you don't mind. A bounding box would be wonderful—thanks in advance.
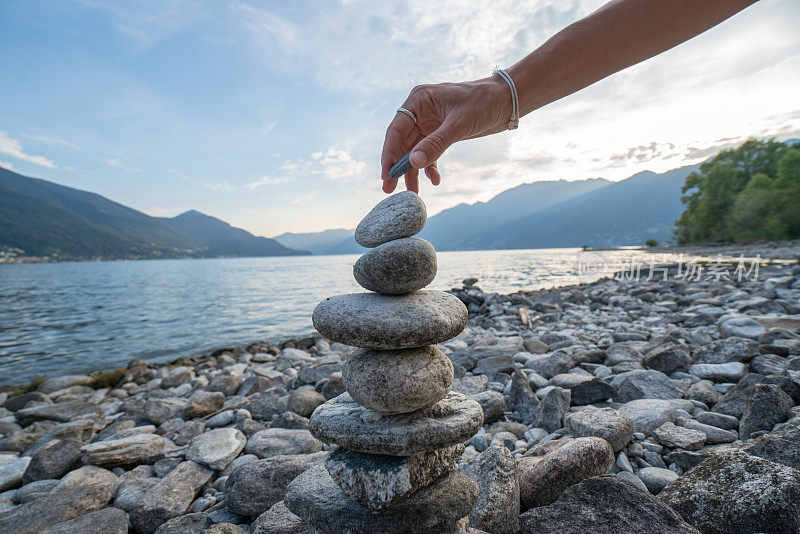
[1,252,799,532]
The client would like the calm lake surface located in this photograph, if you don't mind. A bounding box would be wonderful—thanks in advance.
[0,248,677,385]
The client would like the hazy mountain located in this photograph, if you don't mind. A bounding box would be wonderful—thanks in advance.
[274,228,353,255]
[289,163,700,253]
[0,167,307,259]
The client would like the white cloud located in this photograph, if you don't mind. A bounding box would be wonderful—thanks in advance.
[0,161,15,171]
[0,131,57,169]
[247,175,293,189]
[291,193,316,206]
[21,133,80,150]
[104,158,141,173]
[276,147,370,185]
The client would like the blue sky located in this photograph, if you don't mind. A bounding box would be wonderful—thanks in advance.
[1,0,799,237]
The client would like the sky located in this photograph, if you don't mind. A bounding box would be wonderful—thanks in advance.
[1,0,799,237]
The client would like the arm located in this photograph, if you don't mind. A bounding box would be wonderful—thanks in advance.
[381,0,758,194]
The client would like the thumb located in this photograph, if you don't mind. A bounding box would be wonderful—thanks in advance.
[409,118,462,168]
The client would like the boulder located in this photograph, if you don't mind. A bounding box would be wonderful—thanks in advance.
[459,445,519,534]
[563,408,634,453]
[738,383,793,439]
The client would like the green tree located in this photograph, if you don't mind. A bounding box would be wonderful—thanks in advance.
[675,139,800,244]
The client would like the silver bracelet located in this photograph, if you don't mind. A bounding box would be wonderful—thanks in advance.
[493,68,519,130]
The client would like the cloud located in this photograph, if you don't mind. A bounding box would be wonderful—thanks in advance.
[291,193,316,206]
[21,134,80,150]
[276,147,370,185]
[0,131,57,169]
[199,180,232,191]
[104,158,141,173]
[0,161,15,171]
[247,175,293,189]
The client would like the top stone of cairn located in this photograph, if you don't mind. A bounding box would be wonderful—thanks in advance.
[354,190,427,248]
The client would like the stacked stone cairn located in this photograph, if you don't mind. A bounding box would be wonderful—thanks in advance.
[284,191,485,533]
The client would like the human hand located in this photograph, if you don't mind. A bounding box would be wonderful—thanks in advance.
[380,77,512,193]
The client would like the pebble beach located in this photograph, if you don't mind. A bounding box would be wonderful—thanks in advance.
[0,243,799,532]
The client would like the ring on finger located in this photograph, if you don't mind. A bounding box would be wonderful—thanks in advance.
[396,107,417,124]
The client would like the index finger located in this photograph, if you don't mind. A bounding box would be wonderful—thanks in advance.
[380,112,416,181]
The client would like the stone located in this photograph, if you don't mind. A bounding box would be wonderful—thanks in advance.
[470,391,506,424]
[0,482,115,534]
[692,337,759,364]
[613,370,684,402]
[312,291,467,349]
[550,374,615,405]
[660,449,800,534]
[80,433,167,467]
[530,387,570,432]
[251,501,306,534]
[152,512,209,534]
[517,437,614,510]
[686,380,718,406]
[518,475,699,534]
[453,375,489,395]
[459,445,519,534]
[165,420,207,446]
[184,391,225,419]
[739,383,793,439]
[22,439,81,482]
[270,411,309,430]
[285,465,477,534]
[642,344,692,375]
[4,392,51,412]
[308,392,483,456]
[507,370,539,424]
[326,444,463,510]
[36,375,92,394]
[321,372,346,399]
[720,316,766,339]
[287,388,326,418]
[145,398,186,425]
[248,389,289,421]
[56,465,118,491]
[226,452,325,516]
[713,373,795,418]
[353,190,426,248]
[473,355,515,376]
[15,400,101,427]
[688,362,747,382]
[619,399,677,435]
[206,373,244,396]
[354,237,437,294]
[342,346,453,414]
[245,428,323,459]
[637,466,679,494]
[653,422,706,451]
[114,476,160,511]
[0,456,31,491]
[683,420,737,444]
[186,428,246,470]
[524,352,574,379]
[696,411,739,430]
[298,362,342,385]
[563,408,634,453]
[13,479,59,504]
[39,506,128,534]
[129,461,214,534]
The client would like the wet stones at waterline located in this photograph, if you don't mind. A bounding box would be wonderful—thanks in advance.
[289,190,483,533]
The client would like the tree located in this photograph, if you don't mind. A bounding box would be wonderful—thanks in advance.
[675,139,800,244]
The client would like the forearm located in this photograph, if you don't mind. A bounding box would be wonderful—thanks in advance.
[508,0,758,116]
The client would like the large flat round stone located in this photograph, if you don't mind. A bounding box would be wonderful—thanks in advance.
[354,191,426,248]
[285,464,477,534]
[312,291,467,349]
[343,346,453,414]
[354,237,437,295]
[309,392,483,456]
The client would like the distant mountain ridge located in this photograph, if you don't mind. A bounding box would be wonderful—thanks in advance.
[274,163,701,254]
[0,167,307,259]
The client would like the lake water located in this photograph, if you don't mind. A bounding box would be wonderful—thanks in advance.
[0,248,678,385]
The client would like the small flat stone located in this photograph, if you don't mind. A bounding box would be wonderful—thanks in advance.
[309,392,483,456]
[325,444,464,510]
[313,291,468,349]
[354,237,437,295]
[342,346,453,414]
[80,433,167,467]
[186,428,246,471]
[653,422,706,451]
[245,428,324,459]
[285,465,477,534]
[688,362,748,382]
[39,506,128,534]
[354,191,426,248]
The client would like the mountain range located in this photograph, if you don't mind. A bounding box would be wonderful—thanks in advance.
[275,163,700,254]
[1,159,700,260]
[0,167,307,259]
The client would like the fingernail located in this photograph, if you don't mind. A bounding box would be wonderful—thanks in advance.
[410,150,427,167]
